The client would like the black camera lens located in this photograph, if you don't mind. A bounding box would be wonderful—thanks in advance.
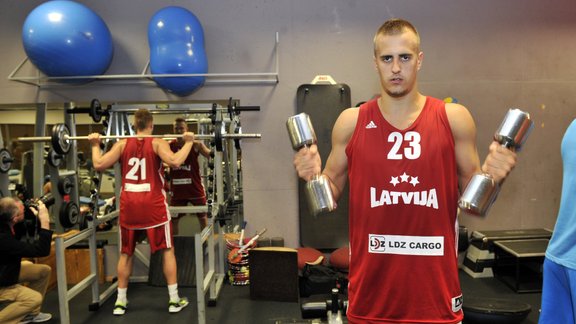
[25,193,55,210]
[39,193,55,208]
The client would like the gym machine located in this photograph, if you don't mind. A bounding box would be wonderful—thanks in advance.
[96,100,259,324]
[12,99,261,324]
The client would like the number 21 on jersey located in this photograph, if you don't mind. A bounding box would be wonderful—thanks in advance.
[126,157,147,181]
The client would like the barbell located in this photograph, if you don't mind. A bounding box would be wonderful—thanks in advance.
[17,123,261,155]
[66,99,108,123]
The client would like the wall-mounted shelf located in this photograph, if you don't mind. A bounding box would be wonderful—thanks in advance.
[8,32,279,88]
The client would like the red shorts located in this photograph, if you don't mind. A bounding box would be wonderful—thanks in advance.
[170,197,207,219]
[120,222,173,255]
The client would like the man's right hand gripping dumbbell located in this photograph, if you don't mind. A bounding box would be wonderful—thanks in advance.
[287,113,336,215]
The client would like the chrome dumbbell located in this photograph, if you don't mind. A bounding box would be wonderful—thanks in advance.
[458,108,533,216]
[287,113,336,215]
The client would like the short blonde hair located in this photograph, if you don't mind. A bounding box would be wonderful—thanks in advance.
[373,18,421,55]
[134,109,153,131]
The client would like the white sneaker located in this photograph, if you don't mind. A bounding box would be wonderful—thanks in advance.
[168,297,189,313]
[18,312,52,323]
[113,301,128,316]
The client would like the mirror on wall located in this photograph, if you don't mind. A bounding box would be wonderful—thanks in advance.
[0,100,228,200]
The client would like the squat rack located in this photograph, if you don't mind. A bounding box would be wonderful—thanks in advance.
[31,100,256,324]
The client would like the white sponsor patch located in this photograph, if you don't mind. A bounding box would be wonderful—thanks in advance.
[452,294,463,313]
[173,165,191,171]
[172,178,192,185]
[124,183,151,192]
[368,234,444,256]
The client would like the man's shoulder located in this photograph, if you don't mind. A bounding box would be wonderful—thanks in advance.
[0,225,13,236]
[444,102,471,119]
[425,96,445,105]
[0,231,18,253]
[340,106,360,118]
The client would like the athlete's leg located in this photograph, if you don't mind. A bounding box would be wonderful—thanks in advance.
[162,248,177,285]
[191,197,208,230]
[118,226,138,288]
[169,199,187,235]
[148,222,177,285]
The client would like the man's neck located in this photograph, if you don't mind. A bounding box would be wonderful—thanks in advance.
[137,129,153,136]
[378,92,425,114]
[377,92,426,130]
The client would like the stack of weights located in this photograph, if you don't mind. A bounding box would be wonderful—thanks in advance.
[225,233,257,286]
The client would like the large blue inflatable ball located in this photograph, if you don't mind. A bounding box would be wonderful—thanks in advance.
[148,6,208,96]
[22,1,113,80]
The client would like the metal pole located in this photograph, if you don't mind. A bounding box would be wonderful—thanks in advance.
[33,103,46,198]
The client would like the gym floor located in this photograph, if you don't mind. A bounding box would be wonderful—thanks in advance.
[40,269,541,323]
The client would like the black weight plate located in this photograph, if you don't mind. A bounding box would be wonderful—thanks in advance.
[47,149,62,168]
[51,124,71,155]
[58,176,73,195]
[59,202,79,228]
[214,121,223,152]
[0,148,13,173]
[234,125,242,150]
[90,98,102,123]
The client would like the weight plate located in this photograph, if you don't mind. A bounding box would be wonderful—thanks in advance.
[51,124,71,155]
[234,125,242,150]
[210,102,217,125]
[59,201,79,228]
[0,148,13,173]
[90,98,102,123]
[227,97,235,119]
[215,121,223,152]
[47,149,62,168]
[58,176,73,195]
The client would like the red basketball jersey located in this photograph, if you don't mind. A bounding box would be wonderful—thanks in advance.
[169,140,206,201]
[345,97,463,323]
[120,138,170,229]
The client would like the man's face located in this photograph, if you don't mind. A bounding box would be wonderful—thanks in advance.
[374,31,423,98]
[173,122,187,135]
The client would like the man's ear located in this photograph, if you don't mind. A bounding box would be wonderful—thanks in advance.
[417,51,423,71]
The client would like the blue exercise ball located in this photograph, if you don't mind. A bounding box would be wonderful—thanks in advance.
[148,6,208,96]
[22,1,113,80]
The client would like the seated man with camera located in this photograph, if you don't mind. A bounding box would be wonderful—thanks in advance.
[0,196,53,324]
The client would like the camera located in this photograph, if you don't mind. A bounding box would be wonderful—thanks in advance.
[24,193,55,212]
[17,193,55,237]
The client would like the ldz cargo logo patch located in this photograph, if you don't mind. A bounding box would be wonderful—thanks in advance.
[368,234,444,256]
[369,235,387,251]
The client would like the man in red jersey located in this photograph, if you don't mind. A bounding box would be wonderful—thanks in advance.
[168,117,211,232]
[293,19,518,324]
[89,109,195,316]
